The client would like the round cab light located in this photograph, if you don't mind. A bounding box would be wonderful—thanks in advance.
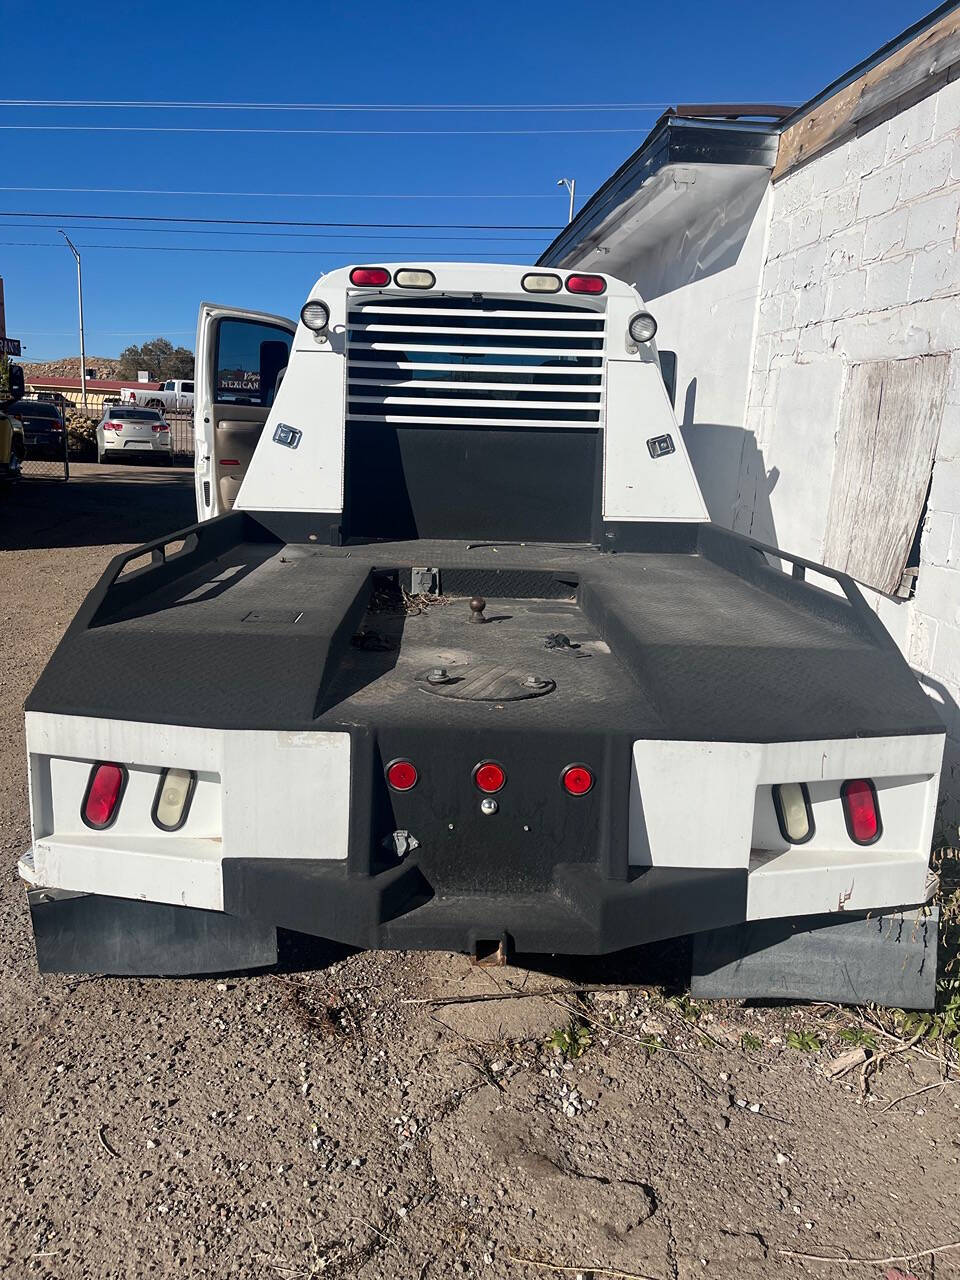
[521,272,562,294]
[394,269,435,289]
[386,759,418,792]
[566,274,606,295]
[82,762,126,830]
[350,267,391,287]
[628,311,658,343]
[561,764,594,796]
[474,762,506,794]
[300,300,330,332]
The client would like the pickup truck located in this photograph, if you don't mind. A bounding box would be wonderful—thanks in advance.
[18,264,945,1004]
[120,378,194,411]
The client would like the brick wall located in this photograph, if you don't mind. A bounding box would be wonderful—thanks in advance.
[744,75,960,830]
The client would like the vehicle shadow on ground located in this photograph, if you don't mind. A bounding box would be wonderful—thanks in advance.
[0,466,196,552]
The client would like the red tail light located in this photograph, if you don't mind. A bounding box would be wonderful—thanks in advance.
[386,759,418,791]
[82,762,126,829]
[561,764,595,796]
[473,761,506,794]
[566,274,606,295]
[105,421,122,432]
[841,779,881,844]
[153,423,169,432]
[350,267,391,287]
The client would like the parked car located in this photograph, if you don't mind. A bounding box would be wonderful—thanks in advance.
[8,399,66,460]
[119,378,194,412]
[96,406,172,464]
[0,363,25,483]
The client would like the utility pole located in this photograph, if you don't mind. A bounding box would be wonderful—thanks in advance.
[557,177,576,224]
[58,230,88,414]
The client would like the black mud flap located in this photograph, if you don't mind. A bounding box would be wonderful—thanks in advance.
[28,888,277,977]
[691,906,938,1010]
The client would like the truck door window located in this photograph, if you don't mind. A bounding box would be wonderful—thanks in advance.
[183,381,194,394]
[214,319,293,406]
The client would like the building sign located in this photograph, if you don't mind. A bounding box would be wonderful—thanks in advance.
[0,337,21,356]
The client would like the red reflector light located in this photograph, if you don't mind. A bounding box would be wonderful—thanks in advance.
[841,779,881,844]
[82,762,126,829]
[350,267,391,287]
[473,761,506,794]
[566,274,606,295]
[561,764,595,796]
[386,759,418,791]
[219,458,240,466]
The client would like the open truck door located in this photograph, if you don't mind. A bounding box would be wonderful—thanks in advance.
[194,303,296,520]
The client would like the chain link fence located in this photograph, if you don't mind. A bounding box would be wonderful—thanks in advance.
[20,422,69,481]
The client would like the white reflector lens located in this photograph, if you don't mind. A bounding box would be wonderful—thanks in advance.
[300,300,330,332]
[773,782,812,844]
[153,768,196,831]
[628,311,658,343]
[521,272,562,293]
[394,269,435,289]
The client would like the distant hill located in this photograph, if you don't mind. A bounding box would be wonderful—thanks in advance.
[22,356,127,381]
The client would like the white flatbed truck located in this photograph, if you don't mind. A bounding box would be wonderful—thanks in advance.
[19,264,944,1004]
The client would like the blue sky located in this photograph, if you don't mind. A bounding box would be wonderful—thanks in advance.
[0,0,936,361]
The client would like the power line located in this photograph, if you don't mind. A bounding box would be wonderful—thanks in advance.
[0,221,547,243]
[0,210,561,230]
[0,241,532,258]
[0,99,675,112]
[0,123,646,136]
[0,185,562,199]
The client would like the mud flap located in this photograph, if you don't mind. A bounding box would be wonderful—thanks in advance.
[28,888,278,977]
[690,906,938,1010]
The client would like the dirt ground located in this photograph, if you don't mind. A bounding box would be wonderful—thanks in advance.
[1,465,959,1280]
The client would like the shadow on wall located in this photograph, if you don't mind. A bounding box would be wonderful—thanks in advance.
[677,375,780,545]
[915,671,960,844]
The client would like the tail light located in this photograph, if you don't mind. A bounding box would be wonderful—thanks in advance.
[394,269,435,289]
[566,274,605,295]
[152,768,196,831]
[561,764,595,796]
[82,762,126,829]
[105,421,122,432]
[386,759,418,791]
[772,782,814,844]
[152,423,170,432]
[473,761,506,794]
[841,779,881,845]
[522,272,562,294]
[350,267,391,287]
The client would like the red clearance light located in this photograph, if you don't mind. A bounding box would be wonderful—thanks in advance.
[566,274,606,295]
[473,761,506,794]
[386,759,418,792]
[82,762,126,829]
[350,267,391,287]
[561,764,595,796]
[841,779,881,844]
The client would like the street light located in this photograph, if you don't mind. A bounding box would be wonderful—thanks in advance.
[58,230,88,414]
[557,177,576,224]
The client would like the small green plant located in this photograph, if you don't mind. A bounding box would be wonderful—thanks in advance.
[547,1020,592,1060]
[636,1034,662,1056]
[838,1026,878,1050]
[786,1030,822,1053]
[666,994,701,1022]
[896,989,960,1045]
[740,1032,762,1052]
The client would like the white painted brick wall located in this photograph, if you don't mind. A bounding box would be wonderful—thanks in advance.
[745,77,960,830]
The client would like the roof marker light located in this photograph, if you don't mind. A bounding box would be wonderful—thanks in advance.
[350,266,391,287]
[152,768,197,832]
[386,759,418,792]
[474,761,506,794]
[82,762,127,830]
[772,782,814,844]
[841,779,881,845]
[522,272,562,294]
[395,269,435,289]
[566,274,606,295]
[561,764,595,796]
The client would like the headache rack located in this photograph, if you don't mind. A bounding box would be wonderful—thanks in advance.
[345,293,607,429]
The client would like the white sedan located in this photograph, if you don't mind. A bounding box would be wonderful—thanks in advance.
[97,406,173,464]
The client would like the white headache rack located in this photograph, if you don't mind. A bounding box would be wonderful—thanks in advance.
[346,293,606,430]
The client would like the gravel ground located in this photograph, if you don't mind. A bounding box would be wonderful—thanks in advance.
[1,465,959,1280]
